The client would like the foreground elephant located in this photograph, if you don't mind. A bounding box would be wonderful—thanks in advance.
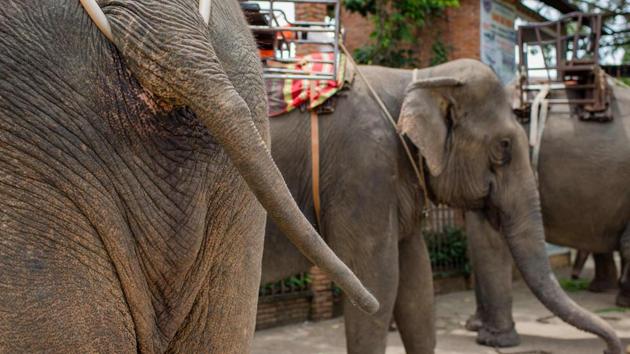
[261,60,623,354]
[466,79,630,347]
[0,1,377,352]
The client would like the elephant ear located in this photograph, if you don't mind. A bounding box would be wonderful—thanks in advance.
[397,76,463,177]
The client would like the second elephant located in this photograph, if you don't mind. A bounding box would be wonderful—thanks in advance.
[466,79,630,348]
[261,60,622,354]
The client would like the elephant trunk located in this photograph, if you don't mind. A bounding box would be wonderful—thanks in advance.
[190,92,379,314]
[495,168,622,354]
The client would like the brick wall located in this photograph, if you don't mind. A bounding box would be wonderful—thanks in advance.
[341,0,482,67]
[256,296,311,330]
[295,3,328,21]
[256,267,334,330]
[308,266,334,321]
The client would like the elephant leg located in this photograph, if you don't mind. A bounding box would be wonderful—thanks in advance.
[466,211,520,348]
[465,278,485,332]
[0,185,136,352]
[393,232,436,354]
[588,252,618,293]
[571,250,590,280]
[166,189,266,353]
[323,204,399,354]
[617,222,630,307]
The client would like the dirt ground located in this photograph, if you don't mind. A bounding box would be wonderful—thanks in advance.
[253,263,630,354]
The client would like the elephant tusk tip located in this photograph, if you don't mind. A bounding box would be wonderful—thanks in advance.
[79,0,114,42]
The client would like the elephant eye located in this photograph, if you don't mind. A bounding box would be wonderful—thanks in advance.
[491,138,512,167]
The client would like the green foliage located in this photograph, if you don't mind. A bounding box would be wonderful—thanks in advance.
[429,39,451,66]
[260,274,311,295]
[344,0,459,68]
[424,226,470,278]
[558,278,589,292]
[594,307,629,314]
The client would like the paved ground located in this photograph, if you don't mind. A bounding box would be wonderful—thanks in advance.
[253,265,630,354]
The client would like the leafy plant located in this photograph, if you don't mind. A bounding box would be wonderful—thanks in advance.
[559,278,589,292]
[259,273,311,296]
[424,226,470,278]
[344,0,459,68]
[594,307,629,314]
[429,39,451,66]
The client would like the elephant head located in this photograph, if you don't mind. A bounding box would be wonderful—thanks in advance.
[398,59,622,353]
[80,0,377,314]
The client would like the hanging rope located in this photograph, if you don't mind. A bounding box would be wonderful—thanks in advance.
[340,43,432,215]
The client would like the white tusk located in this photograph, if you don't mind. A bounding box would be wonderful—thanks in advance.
[199,0,211,25]
[79,0,113,42]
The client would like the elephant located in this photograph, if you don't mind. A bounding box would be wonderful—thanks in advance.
[261,59,623,354]
[571,251,620,293]
[465,78,630,348]
[0,1,377,353]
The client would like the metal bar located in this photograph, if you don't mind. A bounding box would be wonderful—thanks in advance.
[263,74,335,80]
[250,26,335,33]
[291,21,331,26]
[526,65,593,71]
[569,14,583,64]
[263,68,333,77]
[518,28,526,110]
[534,27,551,81]
[268,58,335,64]
[290,39,335,45]
[524,83,595,90]
[520,34,593,46]
[593,14,601,63]
[267,57,335,64]
[333,0,341,82]
[546,98,597,104]
[518,12,601,30]
[556,21,563,78]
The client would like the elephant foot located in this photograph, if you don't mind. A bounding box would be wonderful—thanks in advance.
[465,313,482,332]
[588,278,618,293]
[616,290,630,308]
[476,325,521,348]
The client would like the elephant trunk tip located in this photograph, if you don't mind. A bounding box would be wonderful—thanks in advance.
[353,291,380,315]
[331,266,379,314]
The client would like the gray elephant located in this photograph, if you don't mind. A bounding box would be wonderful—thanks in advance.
[261,59,623,354]
[571,251,620,293]
[465,78,630,348]
[0,1,377,353]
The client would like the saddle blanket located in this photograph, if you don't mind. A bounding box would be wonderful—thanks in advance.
[266,52,350,117]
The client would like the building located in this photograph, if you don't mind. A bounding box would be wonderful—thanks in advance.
[297,0,579,84]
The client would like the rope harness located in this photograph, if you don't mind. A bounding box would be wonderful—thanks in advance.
[310,109,322,229]
[340,44,432,217]
[308,44,432,228]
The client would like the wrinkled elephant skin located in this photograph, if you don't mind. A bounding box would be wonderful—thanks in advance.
[0,1,376,352]
[467,80,630,348]
[262,61,623,354]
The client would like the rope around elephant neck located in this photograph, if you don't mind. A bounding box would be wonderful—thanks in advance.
[340,43,432,216]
